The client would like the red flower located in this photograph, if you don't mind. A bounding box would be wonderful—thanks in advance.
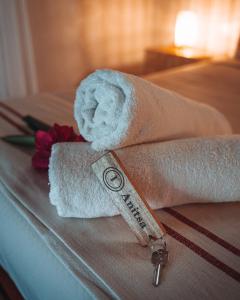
[32,124,85,170]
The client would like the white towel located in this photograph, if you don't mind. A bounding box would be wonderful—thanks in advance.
[74,70,232,151]
[49,136,240,218]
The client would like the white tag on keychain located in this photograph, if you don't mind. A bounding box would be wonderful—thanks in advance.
[91,151,168,286]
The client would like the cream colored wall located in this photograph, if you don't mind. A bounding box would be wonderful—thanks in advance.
[26,0,240,93]
[27,0,159,92]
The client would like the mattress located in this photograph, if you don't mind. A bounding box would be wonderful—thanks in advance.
[0,61,240,300]
[0,186,107,300]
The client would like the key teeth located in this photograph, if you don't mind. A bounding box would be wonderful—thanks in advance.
[152,264,161,287]
[150,237,168,287]
[152,282,159,287]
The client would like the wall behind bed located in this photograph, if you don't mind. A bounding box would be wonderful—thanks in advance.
[1,0,240,99]
[27,0,240,93]
[26,0,158,93]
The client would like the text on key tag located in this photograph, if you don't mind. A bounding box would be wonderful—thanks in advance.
[91,151,166,246]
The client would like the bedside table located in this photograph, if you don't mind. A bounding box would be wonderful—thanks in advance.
[144,46,211,73]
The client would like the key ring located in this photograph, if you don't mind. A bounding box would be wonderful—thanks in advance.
[148,235,167,252]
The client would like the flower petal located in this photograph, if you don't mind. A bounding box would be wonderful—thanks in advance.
[35,130,54,151]
[32,150,50,169]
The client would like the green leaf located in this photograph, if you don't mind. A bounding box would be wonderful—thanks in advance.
[2,135,35,147]
[22,115,51,132]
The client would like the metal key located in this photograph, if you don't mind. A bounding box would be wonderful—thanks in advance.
[151,247,168,286]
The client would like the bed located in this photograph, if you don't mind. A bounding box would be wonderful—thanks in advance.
[0,61,240,300]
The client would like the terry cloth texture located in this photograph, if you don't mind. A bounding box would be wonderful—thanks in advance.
[74,70,231,151]
[49,136,240,218]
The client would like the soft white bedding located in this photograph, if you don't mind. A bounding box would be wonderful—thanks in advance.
[0,186,108,300]
[1,140,240,300]
[0,61,240,300]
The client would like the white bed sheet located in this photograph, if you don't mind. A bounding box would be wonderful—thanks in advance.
[1,141,240,300]
[0,185,112,300]
[1,61,240,300]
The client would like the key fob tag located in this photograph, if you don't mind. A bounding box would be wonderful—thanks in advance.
[92,151,166,246]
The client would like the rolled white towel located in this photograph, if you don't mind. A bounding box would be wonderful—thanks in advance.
[74,70,232,151]
[49,136,240,218]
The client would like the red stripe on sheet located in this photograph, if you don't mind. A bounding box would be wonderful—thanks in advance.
[0,102,23,118]
[163,223,240,283]
[0,111,29,134]
[163,207,240,257]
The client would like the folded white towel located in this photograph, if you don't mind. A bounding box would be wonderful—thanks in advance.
[49,136,240,218]
[74,70,232,151]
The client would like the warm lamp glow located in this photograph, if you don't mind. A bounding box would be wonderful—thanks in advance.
[174,11,199,48]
